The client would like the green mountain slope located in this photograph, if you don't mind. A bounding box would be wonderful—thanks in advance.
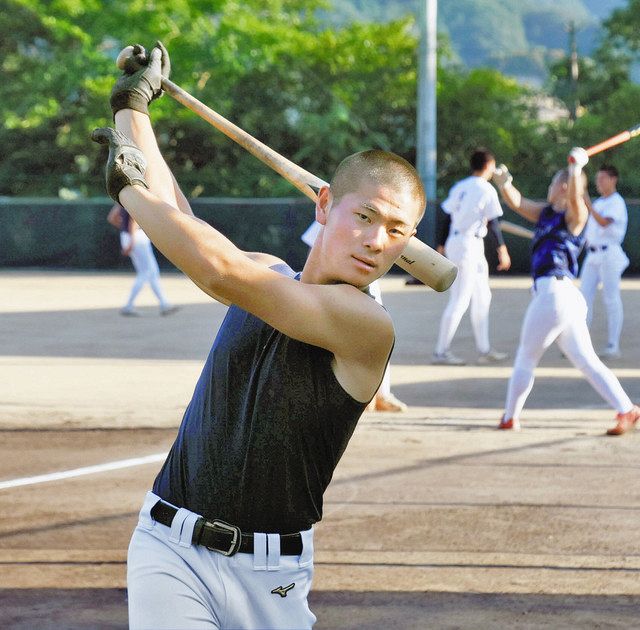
[327,0,626,83]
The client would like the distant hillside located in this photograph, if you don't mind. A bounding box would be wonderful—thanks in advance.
[325,0,627,85]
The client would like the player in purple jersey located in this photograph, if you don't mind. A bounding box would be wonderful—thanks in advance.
[491,149,639,435]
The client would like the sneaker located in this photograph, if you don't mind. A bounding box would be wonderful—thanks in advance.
[374,393,408,412]
[477,349,508,364]
[497,416,520,430]
[160,305,180,316]
[599,345,621,359]
[431,351,466,366]
[606,405,640,436]
[120,307,140,317]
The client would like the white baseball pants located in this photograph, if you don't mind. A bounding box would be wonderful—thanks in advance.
[504,276,633,420]
[120,231,170,310]
[435,236,492,355]
[579,245,629,351]
[128,492,316,630]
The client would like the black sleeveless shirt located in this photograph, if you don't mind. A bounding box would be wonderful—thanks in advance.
[153,263,370,533]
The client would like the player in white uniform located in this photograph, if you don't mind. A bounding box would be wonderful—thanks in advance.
[579,165,629,358]
[432,149,511,365]
[301,220,407,412]
[493,151,639,436]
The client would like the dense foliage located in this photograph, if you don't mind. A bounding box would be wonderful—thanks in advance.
[1,0,640,201]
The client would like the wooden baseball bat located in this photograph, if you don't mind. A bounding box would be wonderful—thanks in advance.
[585,123,640,157]
[159,77,457,292]
[500,220,534,240]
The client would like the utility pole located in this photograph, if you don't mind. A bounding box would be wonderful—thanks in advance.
[417,0,437,246]
[568,21,579,122]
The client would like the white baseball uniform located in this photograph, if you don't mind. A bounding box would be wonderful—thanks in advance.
[435,176,503,355]
[579,192,629,353]
[118,204,173,313]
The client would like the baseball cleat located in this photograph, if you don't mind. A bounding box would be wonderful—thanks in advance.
[599,345,621,359]
[374,393,408,412]
[606,405,640,436]
[432,351,466,366]
[161,305,180,316]
[497,416,520,430]
[477,349,508,364]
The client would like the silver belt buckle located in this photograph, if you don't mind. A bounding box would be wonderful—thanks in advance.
[206,519,242,556]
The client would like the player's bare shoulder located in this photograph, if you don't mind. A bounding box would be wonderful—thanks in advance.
[326,283,395,402]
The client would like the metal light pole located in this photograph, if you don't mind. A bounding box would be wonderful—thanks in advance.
[568,21,579,122]
[417,0,437,246]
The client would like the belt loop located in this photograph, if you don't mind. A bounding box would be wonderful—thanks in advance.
[178,512,200,548]
[168,507,190,544]
[298,528,314,567]
[140,492,160,528]
[253,533,267,570]
[267,533,281,571]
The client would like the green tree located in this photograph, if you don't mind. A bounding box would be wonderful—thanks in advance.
[545,0,640,194]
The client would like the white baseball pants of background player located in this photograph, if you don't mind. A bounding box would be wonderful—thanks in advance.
[435,234,492,355]
[579,244,629,352]
[128,492,316,630]
[504,276,633,420]
[120,230,171,311]
[368,279,391,396]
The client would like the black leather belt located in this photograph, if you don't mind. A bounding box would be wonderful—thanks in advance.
[150,500,303,557]
[534,273,567,290]
[452,230,481,238]
[588,244,608,252]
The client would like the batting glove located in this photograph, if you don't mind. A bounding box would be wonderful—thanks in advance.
[492,164,513,188]
[110,41,171,117]
[91,127,149,202]
[568,146,589,172]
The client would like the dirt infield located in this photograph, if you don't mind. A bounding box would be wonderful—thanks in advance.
[1,270,639,628]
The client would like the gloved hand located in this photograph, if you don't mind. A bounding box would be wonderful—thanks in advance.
[110,41,171,117]
[91,127,149,202]
[568,147,589,172]
[492,164,513,188]
[119,43,148,74]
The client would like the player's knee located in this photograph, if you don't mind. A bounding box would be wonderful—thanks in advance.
[602,294,621,309]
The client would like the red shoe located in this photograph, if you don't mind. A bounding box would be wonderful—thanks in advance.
[375,393,408,413]
[606,405,640,436]
[497,416,520,430]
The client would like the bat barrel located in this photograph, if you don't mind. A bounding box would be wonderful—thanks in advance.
[585,131,632,157]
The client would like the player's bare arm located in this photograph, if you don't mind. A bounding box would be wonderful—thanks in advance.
[117,183,393,400]
[99,42,408,400]
[566,147,590,234]
[492,164,545,223]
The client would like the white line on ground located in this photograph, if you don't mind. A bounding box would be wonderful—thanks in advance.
[0,452,168,490]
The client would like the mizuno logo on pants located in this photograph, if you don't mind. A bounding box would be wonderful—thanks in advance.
[271,583,295,598]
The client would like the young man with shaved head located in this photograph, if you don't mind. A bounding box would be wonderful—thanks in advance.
[92,42,425,629]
